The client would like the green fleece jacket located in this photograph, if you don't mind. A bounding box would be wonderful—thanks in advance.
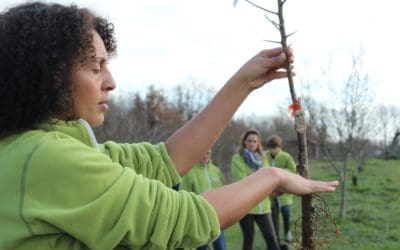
[230,153,271,214]
[265,149,297,206]
[181,162,224,194]
[0,119,220,250]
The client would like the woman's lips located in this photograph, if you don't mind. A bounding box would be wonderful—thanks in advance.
[99,101,109,111]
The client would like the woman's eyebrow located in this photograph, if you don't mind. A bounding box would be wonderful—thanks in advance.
[95,56,108,64]
[89,56,107,64]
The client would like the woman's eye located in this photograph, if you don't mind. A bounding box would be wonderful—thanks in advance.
[93,68,101,74]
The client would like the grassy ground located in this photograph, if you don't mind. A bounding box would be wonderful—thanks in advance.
[223,158,400,250]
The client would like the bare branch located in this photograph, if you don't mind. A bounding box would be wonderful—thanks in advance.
[263,39,281,44]
[245,0,277,15]
[286,31,297,38]
[264,14,280,30]
[324,151,340,173]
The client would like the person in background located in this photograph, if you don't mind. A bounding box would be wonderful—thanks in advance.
[181,149,226,250]
[231,129,280,250]
[0,2,338,249]
[265,135,297,243]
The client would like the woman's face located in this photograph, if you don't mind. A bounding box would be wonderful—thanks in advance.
[244,133,259,153]
[71,31,116,127]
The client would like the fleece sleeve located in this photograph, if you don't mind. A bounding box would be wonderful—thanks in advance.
[285,153,297,173]
[217,168,225,185]
[99,141,181,187]
[278,153,297,206]
[230,154,272,214]
[180,171,194,193]
[231,154,250,182]
[21,137,220,249]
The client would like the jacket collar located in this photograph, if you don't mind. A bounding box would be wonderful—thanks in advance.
[36,119,99,150]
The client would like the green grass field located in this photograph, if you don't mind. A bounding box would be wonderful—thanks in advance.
[223,158,400,250]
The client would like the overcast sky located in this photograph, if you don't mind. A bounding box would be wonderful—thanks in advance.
[1,0,398,117]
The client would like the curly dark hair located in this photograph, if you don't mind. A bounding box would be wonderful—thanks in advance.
[0,2,116,137]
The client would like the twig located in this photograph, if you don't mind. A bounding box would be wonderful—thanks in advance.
[263,15,280,30]
[263,39,281,44]
[245,0,277,15]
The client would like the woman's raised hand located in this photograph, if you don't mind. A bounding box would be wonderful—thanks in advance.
[232,47,294,90]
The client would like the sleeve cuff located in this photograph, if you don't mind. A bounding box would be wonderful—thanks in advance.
[198,195,221,243]
[156,142,182,187]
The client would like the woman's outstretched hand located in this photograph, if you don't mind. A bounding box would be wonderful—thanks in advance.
[271,167,338,196]
[201,167,337,229]
[232,47,294,90]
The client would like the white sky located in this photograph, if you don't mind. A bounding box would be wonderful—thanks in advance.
[1,0,399,117]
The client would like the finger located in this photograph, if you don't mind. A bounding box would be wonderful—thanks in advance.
[286,47,294,58]
[287,55,294,64]
[263,53,287,69]
[259,47,284,58]
[269,61,295,72]
[312,180,338,193]
[270,71,288,80]
[266,69,295,81]
[260,47,294,59]
[327,180,339,188]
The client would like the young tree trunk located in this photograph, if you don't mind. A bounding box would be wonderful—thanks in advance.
[240,0,315,248]
[339,156,348,219]
[276,1,315,248]
[297,134,314,250]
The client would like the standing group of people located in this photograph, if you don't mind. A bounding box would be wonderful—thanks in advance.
[182,131,296,250]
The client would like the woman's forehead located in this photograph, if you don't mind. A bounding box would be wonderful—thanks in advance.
[246,134,258,140]
[91,31,108,60]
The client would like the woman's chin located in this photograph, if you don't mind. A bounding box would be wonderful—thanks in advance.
[86,116,104,128]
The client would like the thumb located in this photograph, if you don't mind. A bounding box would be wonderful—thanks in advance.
[263,52,287,69]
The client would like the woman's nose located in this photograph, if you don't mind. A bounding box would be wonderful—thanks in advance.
[103,68,116,91]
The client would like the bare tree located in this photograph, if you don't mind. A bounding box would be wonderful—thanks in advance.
[377,105,400,159]
[304,50,375,219]
[171,79,214,122]
[95,86,184,143]
[96,81,215,145]
[388,129,400,157]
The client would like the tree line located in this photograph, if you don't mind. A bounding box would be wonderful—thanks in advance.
[94,80,399,181]
[94,78,399,219]
[94,81,300,181]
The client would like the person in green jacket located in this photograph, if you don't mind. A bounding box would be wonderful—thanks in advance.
[231,129,280,250]
[0,2,338,249]
[181,149,226,250]
[265,135,297,243]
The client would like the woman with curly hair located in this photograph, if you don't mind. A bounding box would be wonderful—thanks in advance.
[231,129,280,250]
[0,2,338,249]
